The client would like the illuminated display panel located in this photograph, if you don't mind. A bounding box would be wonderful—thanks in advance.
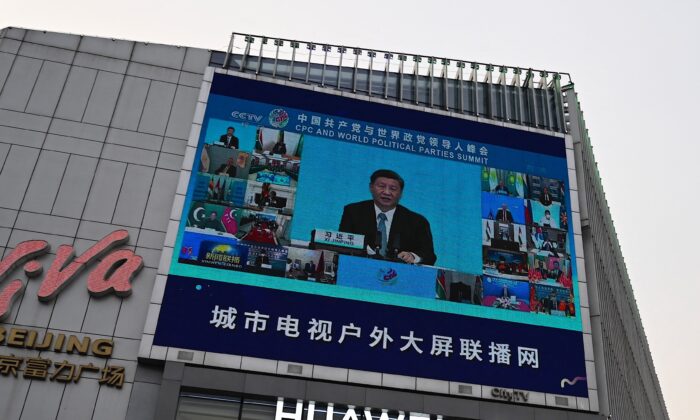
[154,73,588,399]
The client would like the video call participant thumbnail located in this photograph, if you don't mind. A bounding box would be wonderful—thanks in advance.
[216,157,237,177]
[339,169,436,265]
[219,127,239,149]
[271,136,287,155]
[495,203,514,223]
[197,211,226,232]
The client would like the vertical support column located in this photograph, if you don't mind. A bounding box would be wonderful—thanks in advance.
[524,69,537,126]
[412,55,421,105]
[470,63,479,116]
[272,39,283,78]
[511,68,523,124]
[223,33,235,68]
[398,54,406,102]
[428,57,435,107]
[457,61,465,113]
[305,43,316,83]
[255,37,268,75]
[336,46,346,89]
[383,53,393,99]
[538,71,551,129]
[352,48,361,93]
[289,41,299,81]
[367,51,376,96]
[320,45,330,86]
[551,74,567,133]
[240,35,253,71]
[484,64,494,118]
[153,362,185,420]
[442,58,450,111]
[497,66,508,121]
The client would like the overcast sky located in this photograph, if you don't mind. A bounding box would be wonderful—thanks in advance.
[3,1,698,418]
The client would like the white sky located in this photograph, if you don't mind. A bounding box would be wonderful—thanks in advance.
[3,1,698,418]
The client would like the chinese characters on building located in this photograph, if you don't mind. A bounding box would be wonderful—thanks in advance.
[0,355,125,389]
[294,113,489,165]
[0,327,127,389]
[210,305,539,368]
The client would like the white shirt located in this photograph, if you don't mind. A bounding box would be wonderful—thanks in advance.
[371,204,421,263]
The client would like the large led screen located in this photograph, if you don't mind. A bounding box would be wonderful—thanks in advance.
[154,73,588,399]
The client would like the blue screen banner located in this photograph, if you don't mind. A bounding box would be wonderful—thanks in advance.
[153,73,588,399]
[155,275,587,397]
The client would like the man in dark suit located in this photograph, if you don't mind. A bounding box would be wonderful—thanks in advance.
[549,260,563,280]
[304,260,316,275]
[535,259,548,279]
[495,203,514,223]
[215,157,237,177]
[339,169,436,265]
[199,211,225,232]
[492,180,510,195]
[539,186,553,206]
[271,137,287,155]
[219,127,239,149]
[254,250,270,267]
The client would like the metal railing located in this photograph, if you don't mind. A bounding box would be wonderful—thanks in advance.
[212,32,572,133]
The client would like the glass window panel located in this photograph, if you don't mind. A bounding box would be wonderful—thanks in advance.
[492,84,504,120]
[355,69,370,93]
[462,81,475,115]
[416,76,430,106]
[370,72,386,96]
[534,89,546,127]
[507,86,520,122]
[385,73,399,99]
[308,63,325,85]
[522,89,534,126]
[476,82,489,116]
[432,78,445,108]
[339,67,354,90]
[240,398,277,420]
[446,79,459,111]
[548,90,562,131]
[244,56,258,72]
[226,54,243,70]
[275,62,291,79]
[323,66,339,87]
[176,395,240,420]
[209,51,226,67]
[259,58,277,76]
[401,74,414,103]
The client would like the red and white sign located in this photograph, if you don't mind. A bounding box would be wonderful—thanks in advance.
[0,230,144,321]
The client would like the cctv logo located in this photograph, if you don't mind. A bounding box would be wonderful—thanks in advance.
[231,111,263,122]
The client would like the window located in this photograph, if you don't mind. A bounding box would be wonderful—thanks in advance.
[176,394,241,420]
[240,398,278,420]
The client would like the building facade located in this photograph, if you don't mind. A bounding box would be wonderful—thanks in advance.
[0,27,668,420]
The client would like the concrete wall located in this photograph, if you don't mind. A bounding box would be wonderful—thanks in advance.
[0,27,207,420]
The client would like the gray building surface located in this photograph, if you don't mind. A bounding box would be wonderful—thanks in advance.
[0,27,668,420]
